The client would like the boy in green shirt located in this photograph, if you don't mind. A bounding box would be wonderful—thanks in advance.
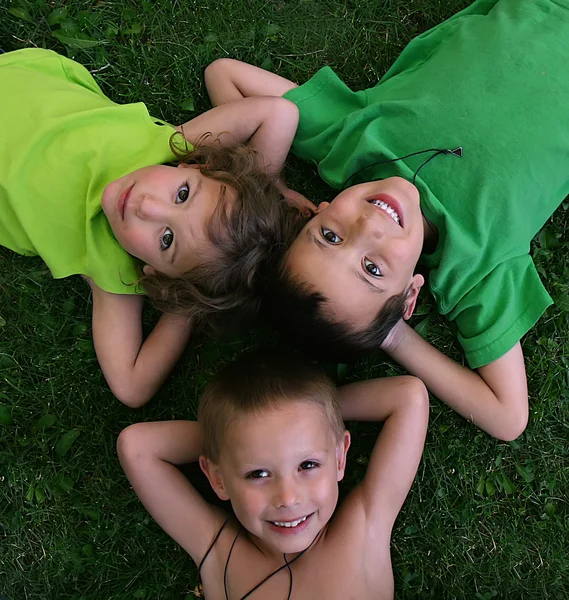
[205,0,569,440]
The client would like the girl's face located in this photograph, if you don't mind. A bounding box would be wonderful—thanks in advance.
[202,402,350,557]
[102,164,231,277]
[285,177,426,330]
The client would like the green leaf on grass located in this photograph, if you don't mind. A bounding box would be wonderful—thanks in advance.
[124,23,141,35]
[260,56,273,71]
[26,482,35,503]
[485,479,495,496]
[515,463,534,483]
[0,405,13,426]
[414,317,430,338]
[47,7,68,26]
[36,414,57,429]
[501,472,515,494]
[0,315,6,328]
[55,429,81,458]
[52,30,101,49]
[476,474,485,496]
[35,486,46,503]
[538,228,559,249]
[181,98,195,112]
[57,475,74,493]
[8,7,34,22]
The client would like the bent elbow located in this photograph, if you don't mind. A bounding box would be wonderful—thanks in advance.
[495,405,529,442]
[117,423,146,462]
[109,380,149,409]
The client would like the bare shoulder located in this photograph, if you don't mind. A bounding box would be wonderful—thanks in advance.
[321,492,395,596]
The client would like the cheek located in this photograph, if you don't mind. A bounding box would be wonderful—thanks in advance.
[229,483,266,519]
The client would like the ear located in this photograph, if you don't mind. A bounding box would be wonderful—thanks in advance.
[403,274,425,320]
[199,456,231,501]
[315,201,330,213]
[142,264,158,277]
[335,430,351,482]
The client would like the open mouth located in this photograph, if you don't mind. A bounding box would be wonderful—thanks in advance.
[268,513,314,532]
[368,197,402,226]
[271,515,308,528]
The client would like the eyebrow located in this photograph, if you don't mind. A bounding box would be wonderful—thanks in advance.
[306,228,384,294]
[170,177,203,265]
[306,228,327,250]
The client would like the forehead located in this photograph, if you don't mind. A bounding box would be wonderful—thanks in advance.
[286,228,387,330]
[170,173,234,274]
[221,402,336,464]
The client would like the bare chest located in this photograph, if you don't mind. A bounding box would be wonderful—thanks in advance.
[201,540,393,600]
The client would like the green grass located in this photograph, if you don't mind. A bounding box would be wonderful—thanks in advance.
[1,0,568,598]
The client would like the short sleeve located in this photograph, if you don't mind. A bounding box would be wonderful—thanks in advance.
[446,254,552,368]
[283,67,368,169]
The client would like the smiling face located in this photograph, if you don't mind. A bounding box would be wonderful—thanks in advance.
[101,163,231,277]
[285,177,426,330]
[201,401,350,556]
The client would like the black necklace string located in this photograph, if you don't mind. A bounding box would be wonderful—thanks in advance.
[224,526,321,600]
[340,146,463,191]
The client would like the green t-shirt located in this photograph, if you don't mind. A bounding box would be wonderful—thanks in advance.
[0,48,177,294]
[284,0,569,368]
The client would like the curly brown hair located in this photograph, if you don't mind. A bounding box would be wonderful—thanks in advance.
[140,133,306,334]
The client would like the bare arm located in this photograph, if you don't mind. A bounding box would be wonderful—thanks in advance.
[382,321,528,441]
[90,282,192,408]
[202,59,315,215]
[175,95,298,177]
[204,58,298,106]
[338,377,428,530]
[118,421,224,564]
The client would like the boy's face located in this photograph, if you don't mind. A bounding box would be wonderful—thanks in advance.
[203,401,350,556]
[102,164,232,277]
[286,177,425,330]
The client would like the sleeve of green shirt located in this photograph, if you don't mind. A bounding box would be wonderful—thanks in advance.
[446,255,552,369]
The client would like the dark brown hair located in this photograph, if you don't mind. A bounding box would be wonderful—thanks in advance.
[198,349,344,462]
[265,268,408,363]
[140,133,306,334]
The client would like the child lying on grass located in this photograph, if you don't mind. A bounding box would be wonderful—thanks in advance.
[205,0,569,440]
[118,350,428,599]
[0,48,308,408]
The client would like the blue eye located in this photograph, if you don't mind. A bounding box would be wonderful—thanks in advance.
[160,228,174,251]
[364,258,382,277]
[247,469,270,480]
[176,183,189,204]
[300,460,319,471]
[321,227,342,244]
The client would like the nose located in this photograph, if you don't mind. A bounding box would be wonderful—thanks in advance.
[136,194,171,221]
[273,476,300,509]
[353,208,384,239]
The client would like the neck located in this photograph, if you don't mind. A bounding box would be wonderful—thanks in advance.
[421,213,438,254]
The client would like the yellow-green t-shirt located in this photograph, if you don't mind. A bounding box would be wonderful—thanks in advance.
[284,0,569,368]
[0,48,177,294]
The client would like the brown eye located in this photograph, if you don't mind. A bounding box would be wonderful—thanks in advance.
[176,183,189,203]
[321,227,342,244]
[364,258,382,277]
[160,228,174,250]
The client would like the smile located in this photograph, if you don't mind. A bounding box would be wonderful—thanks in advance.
[368,197,402,226]
[119,183,134,220]
[270,515,310,528]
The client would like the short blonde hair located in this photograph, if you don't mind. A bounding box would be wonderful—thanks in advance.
[198,349,344,462]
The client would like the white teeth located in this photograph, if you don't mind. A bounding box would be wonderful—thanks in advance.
[272,516,308,528]
[369,199,400,225]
